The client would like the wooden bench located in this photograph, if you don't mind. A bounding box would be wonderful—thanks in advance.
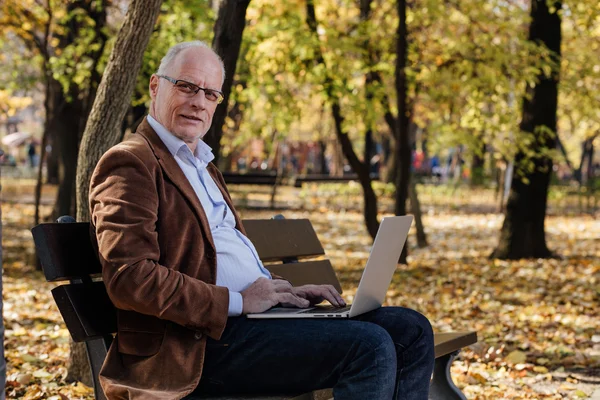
[292,174,379,188]
[31,216,476,400]
[222,172,283,208]
[222,171,279,185]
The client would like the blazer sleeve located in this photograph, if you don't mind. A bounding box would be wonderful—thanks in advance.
[90,147,229,340]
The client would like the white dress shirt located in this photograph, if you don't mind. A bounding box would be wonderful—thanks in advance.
[148,116,271,316]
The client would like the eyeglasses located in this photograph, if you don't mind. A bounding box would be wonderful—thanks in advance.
[157,75,224,104]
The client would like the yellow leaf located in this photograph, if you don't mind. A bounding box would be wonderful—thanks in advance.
[21,354,39,363]
[469,371,488,383]
[536,357,550,365]
[71,381,93,395]
[32,369,52,378]
[559,383,576,390]
[506,350,527,364]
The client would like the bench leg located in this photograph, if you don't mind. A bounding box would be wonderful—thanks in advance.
[85,335,112,400]
[429,351,467,400]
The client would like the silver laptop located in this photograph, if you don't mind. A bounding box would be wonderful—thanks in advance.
[247,215,413,319]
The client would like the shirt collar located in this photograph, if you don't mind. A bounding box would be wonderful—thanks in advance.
[147,115,214,165]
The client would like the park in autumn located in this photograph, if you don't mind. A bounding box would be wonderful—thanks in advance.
[1,0,599,399]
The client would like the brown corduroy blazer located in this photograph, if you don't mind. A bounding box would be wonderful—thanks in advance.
[90,118,245,399]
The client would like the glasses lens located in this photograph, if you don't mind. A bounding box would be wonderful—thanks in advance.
[204,90,220,102]
[175,81,197,94]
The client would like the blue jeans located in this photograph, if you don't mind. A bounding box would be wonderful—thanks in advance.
[190,307,435,399]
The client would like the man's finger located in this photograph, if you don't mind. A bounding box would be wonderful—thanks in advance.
[315,285,345,307]
[272,279,294,293]
[318,288,342,307]
[327,285,346,306]
[277,292,310,308]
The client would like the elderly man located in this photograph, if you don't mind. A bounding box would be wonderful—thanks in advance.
[90,41,434,400]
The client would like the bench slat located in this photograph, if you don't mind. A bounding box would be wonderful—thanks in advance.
[243,219,325,261]
[266,260,342,294]
[433,331,478,358]
[223,172,278,185]
[32,219,326,281]
[32,223,101,281]
[52,282,117,342]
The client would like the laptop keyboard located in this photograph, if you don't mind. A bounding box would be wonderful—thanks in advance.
[300,305,351,314]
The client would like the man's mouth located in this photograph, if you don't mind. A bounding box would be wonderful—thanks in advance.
[181,114,202,122]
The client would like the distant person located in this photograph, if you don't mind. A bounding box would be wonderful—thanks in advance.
[27,141,37,168]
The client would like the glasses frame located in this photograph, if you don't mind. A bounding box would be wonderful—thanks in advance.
[156,74,224,104]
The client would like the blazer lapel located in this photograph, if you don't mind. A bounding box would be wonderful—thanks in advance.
[135,118,216,251]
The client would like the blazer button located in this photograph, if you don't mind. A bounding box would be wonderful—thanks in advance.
[194,332,203,340]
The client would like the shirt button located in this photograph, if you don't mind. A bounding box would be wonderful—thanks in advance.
[194,332,203,340]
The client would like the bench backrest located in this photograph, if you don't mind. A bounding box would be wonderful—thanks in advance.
[31,217,341,343]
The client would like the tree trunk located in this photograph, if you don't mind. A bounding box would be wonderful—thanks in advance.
[470,141,486,186]
[204,0,251,162]
[318,140,328,174]
[492,0,561,259]
[34,130,48,226]
[76,0,163,223]
[585,138,594,183]
[0,169,5,397]
[409,181,427,247]
[395,0,411,263]
[556,133,574,177]
[306,0,380,240]
[50,86,82,220]
[332,104,380,239]
[127,103,149,134]
[576,135,596,185]
[35,61,56,226]
[382,136,396,183]
[66,341,92,386]
[45,141,60,184]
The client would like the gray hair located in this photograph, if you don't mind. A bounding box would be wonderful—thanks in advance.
[156,41,226,84]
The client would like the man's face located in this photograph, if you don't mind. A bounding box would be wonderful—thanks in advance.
[149,47,223,146]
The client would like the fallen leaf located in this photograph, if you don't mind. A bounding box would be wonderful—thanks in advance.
[506,350,527,364]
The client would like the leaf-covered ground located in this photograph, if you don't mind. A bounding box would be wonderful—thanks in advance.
[2,188,599,399]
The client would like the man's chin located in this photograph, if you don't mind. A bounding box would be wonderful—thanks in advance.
[172,130,205,143]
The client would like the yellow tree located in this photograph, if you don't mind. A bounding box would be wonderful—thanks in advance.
[0,0,110,223]
[0,90,33,127]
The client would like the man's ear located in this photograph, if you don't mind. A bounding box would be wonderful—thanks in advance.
[149,75,159,100]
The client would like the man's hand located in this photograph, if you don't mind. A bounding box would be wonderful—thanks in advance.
[241,278,310,314]
[292,284,346,307]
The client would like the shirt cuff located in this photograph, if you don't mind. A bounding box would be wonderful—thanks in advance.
[228,291,243,317]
